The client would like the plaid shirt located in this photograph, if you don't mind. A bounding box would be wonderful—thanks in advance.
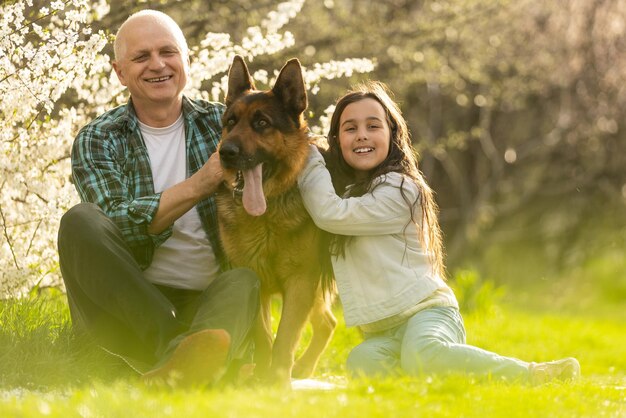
[71,96,226,270]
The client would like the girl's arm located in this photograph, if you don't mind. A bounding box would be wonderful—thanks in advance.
[297,145,419,236]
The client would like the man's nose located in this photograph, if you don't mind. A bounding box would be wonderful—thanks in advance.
[148,54,166,70]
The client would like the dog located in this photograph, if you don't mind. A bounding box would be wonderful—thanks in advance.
[215,55,336,384]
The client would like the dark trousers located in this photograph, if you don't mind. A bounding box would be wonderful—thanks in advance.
[57,203,259,373]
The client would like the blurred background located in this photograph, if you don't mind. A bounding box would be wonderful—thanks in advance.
[104,0,626,306]
[4,0,626,309]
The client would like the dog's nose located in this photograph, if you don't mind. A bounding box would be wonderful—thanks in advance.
[219,142,240,161]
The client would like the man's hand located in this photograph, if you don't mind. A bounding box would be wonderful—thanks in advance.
[148,152,223,235]
[190,152,223,200]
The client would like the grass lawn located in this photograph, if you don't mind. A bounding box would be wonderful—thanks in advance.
[0,278,624,417]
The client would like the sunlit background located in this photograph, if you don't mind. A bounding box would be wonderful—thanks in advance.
[2,0,625,313]
[0,2,625,415]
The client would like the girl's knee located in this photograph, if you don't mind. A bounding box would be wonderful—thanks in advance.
[401,336,447,374]
[346,346,374,378]
[346,344,370,370]
[346,342,397,378]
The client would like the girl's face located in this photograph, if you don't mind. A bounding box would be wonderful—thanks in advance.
[338,98,391,179]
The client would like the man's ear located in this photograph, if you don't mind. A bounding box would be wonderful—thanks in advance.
[272,58,307,116]
[182,54,191,83]
[225,55,256,107]
[112,61,128,87]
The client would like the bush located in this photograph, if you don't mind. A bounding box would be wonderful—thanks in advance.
[450,269,504,315]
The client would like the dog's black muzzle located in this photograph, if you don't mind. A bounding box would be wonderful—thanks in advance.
[219,141,244,169]
[219,141,272,172]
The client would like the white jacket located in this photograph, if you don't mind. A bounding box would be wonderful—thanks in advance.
[298,146,453,327]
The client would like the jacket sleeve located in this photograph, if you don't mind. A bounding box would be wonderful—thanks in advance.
[297,146,420,236]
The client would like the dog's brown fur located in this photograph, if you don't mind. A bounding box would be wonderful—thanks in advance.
[216,56,336,384]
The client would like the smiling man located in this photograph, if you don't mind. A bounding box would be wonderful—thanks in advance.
[57,10,260,387]
[112,12,188,126]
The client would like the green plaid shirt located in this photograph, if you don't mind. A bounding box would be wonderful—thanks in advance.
[71,96,225,270]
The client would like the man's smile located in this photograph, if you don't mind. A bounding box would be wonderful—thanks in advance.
[145,75,172,83]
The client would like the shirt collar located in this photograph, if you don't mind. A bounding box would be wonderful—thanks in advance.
[182,95,210,122]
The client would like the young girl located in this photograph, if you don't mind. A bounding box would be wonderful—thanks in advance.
[298,81,580,384]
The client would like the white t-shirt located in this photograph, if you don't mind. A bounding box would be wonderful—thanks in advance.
[139,114,219,290]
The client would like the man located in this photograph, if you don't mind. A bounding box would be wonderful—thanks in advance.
[57,10,259,387]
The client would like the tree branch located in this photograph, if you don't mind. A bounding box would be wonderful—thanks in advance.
[0,186,21,270]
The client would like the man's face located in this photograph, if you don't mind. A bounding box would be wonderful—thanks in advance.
[112,17,189,111]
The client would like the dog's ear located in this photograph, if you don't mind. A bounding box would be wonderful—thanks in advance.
[226,55,256,106]
[272,58,307,116]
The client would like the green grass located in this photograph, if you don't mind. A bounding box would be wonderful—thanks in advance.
[0,275,625,417]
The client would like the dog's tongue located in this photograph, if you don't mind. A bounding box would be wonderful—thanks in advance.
[242,164,266,216]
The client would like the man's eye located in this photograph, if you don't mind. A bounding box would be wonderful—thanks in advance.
[133,55,148,62]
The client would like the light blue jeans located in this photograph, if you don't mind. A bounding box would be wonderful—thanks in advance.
[347,306,530,381]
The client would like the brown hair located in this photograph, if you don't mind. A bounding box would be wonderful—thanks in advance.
[326,81,445,279]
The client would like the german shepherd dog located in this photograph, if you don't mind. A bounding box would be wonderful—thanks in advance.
[216,56,336,384]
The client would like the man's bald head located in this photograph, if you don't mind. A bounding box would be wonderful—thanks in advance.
[113,10,188,62]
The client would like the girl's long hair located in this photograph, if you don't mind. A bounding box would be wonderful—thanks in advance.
[326,81,446,279]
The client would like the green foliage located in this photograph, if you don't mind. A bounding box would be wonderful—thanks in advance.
[459,198,626,316]
[450,269,503,315]
[575,250,626,305]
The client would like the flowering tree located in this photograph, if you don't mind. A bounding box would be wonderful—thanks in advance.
[0,0,374,295]
[0,0,110,295]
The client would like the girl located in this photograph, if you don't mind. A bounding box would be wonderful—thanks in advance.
[297,81,580,384]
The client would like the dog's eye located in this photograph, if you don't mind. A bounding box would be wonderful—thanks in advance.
[255,119,269,129]
[226,118,236,127]
[253,119,270,129]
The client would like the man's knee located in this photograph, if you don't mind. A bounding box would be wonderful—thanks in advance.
[59,203,103,239]
[220,268,260,293]
[58,202,123,262]
[210,268,261,314]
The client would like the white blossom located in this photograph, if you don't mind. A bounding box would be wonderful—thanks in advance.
[50,1,65,11]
